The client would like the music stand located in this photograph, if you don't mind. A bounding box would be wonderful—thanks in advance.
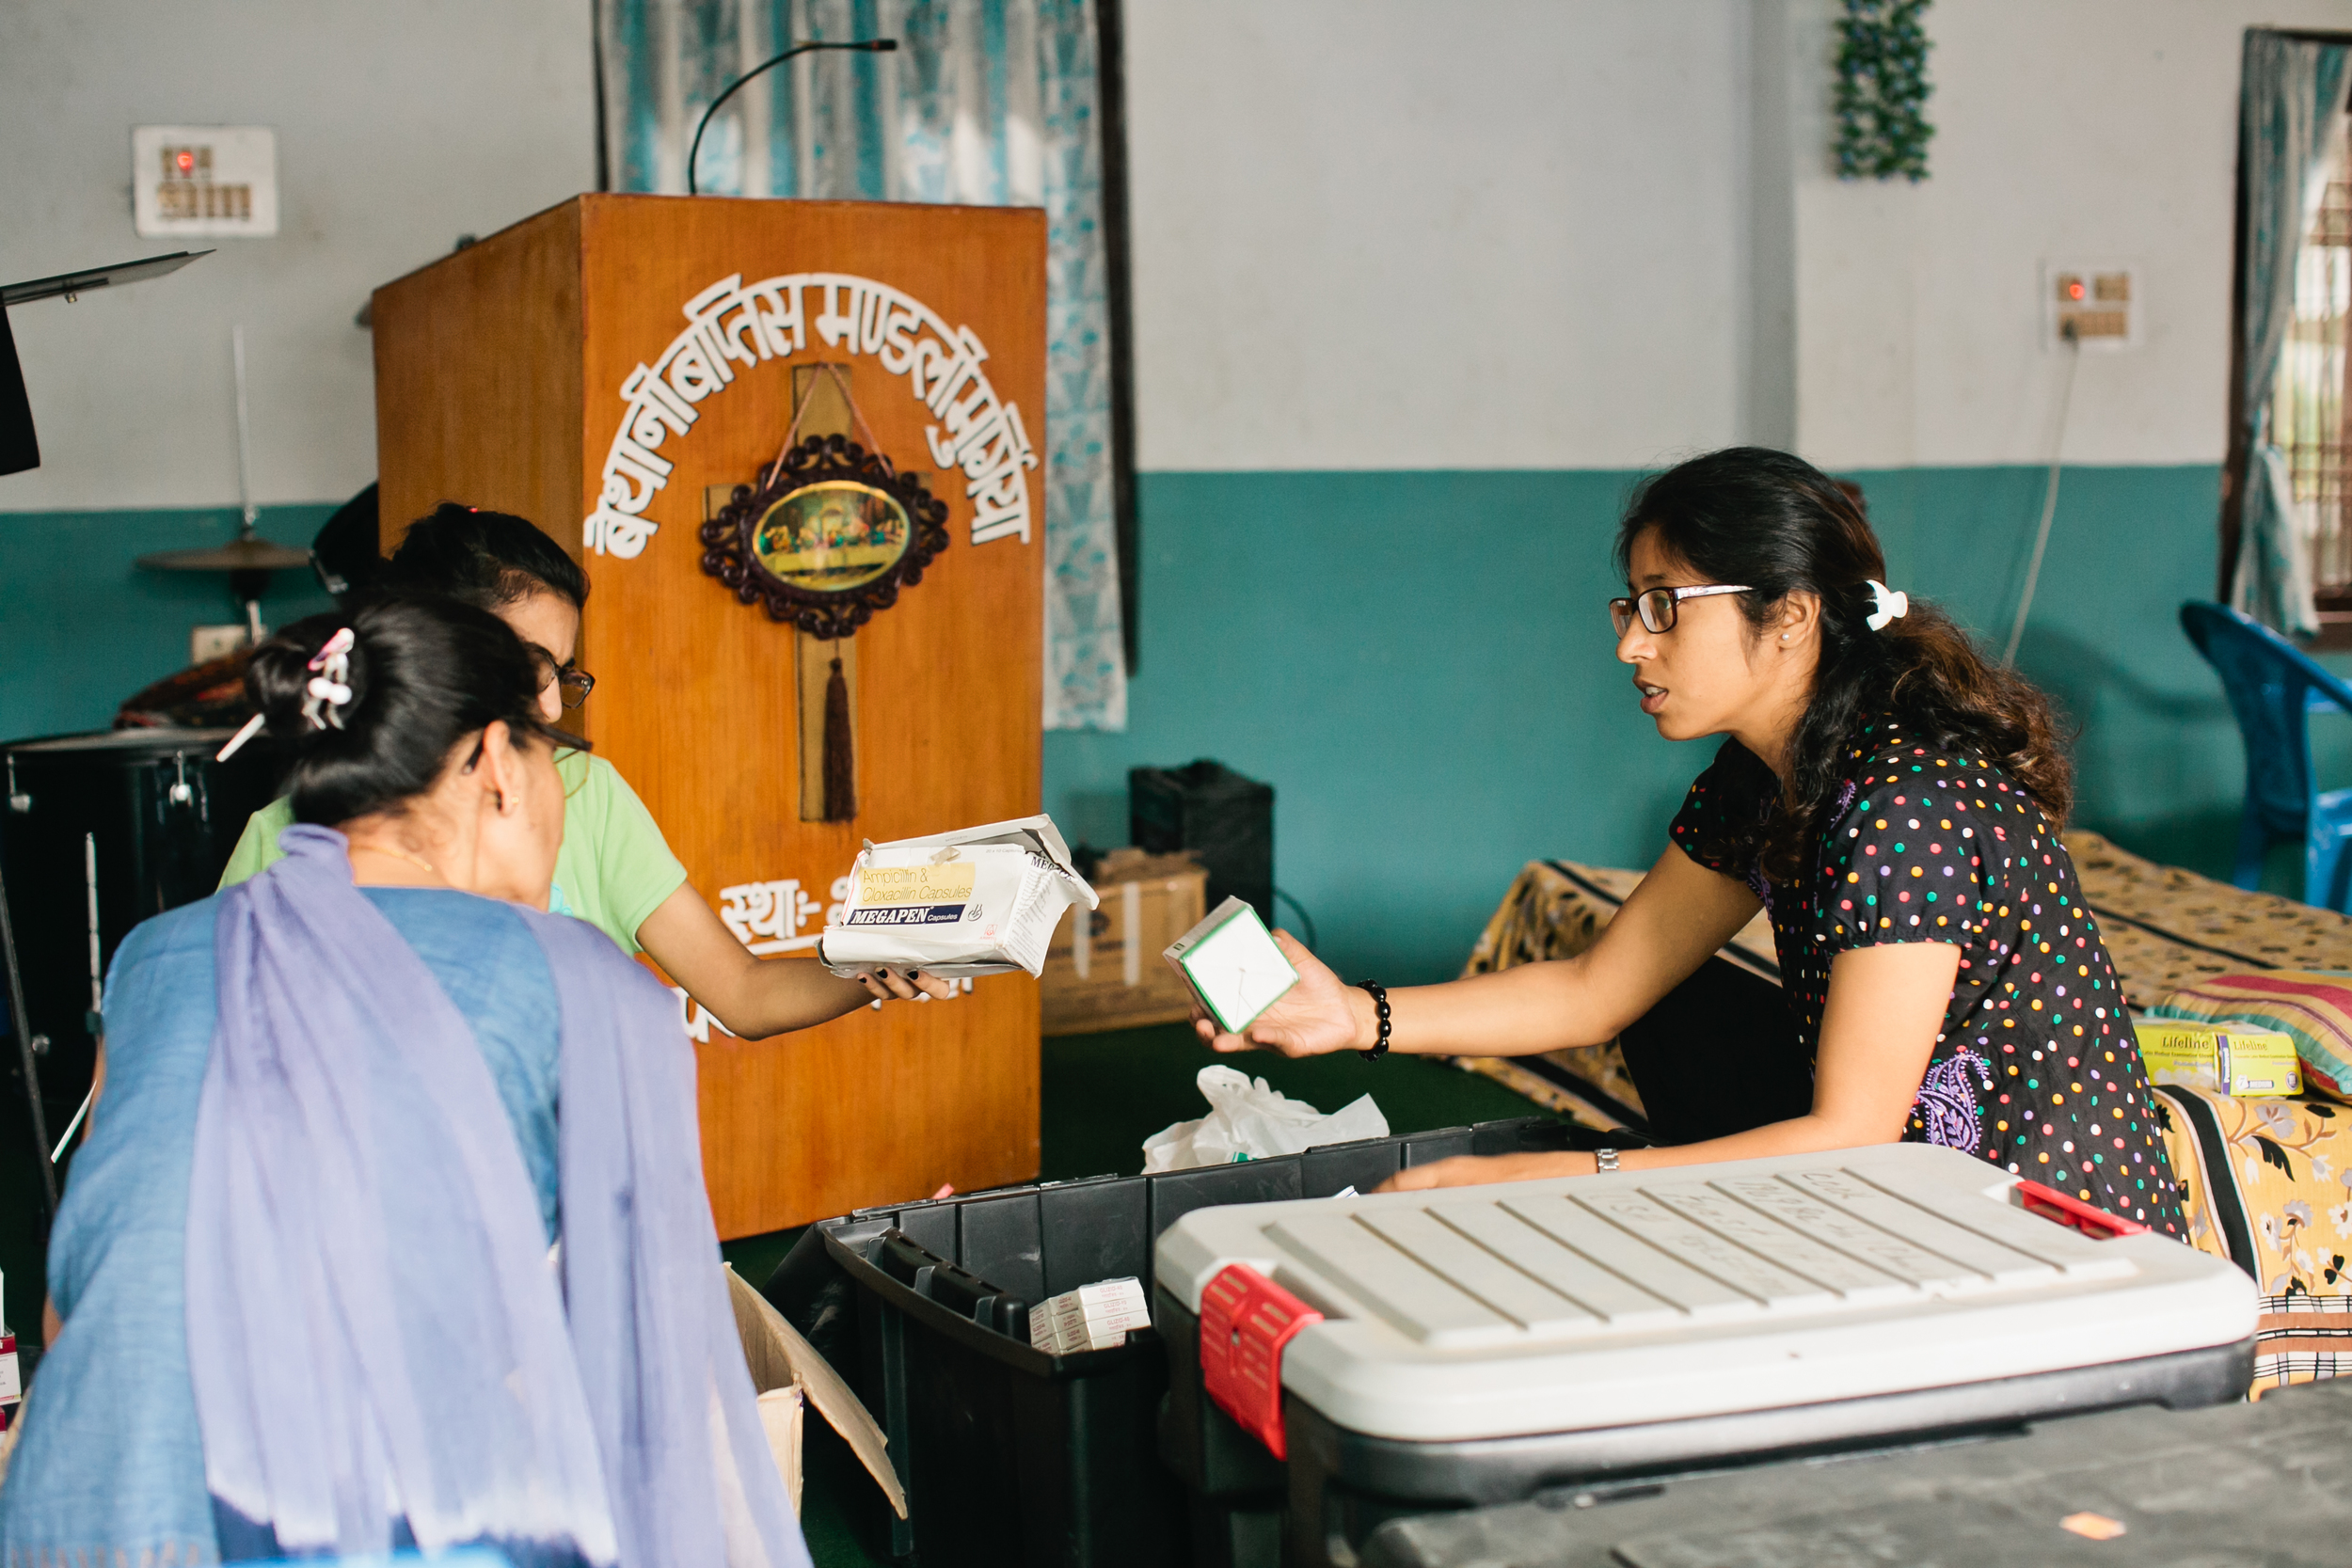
[0,249,212,477]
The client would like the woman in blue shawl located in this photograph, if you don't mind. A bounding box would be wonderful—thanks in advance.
[0,598,812,1568]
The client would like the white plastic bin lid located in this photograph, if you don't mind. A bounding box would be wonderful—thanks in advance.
[1153,1143,2255,1443]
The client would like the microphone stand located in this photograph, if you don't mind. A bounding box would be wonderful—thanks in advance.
[686,38,898,198]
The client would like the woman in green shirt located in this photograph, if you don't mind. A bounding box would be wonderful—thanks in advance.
[221,503,947,1031]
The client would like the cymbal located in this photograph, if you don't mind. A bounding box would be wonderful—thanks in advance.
[137,536,310,572]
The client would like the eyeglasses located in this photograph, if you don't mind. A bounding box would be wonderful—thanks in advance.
[532,648,596,709]
[1609,583,1754,637]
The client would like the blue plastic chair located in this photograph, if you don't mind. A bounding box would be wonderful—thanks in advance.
[2180,600,2352,910]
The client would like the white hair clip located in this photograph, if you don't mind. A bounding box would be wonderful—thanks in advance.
[300,626,358,731]
[1865,579,1909,632]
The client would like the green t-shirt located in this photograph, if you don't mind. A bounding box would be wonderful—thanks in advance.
[216,750,690,955]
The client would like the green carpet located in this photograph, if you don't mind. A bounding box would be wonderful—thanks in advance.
[720,1020,1548,1566]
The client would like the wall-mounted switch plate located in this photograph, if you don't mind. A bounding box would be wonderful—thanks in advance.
[2044,263,2139,351]
[191,625,249,664]
[132,125,278,238]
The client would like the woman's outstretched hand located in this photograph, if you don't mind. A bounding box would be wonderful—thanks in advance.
[854,967,960,1003]
[1192,929,1367,1057]
[1375,1151,1597,1192]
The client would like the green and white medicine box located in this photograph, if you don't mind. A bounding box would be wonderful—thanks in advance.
[1164,895,1298,1034]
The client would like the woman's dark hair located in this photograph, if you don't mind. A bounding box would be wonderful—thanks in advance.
[246,599,577,826]
[378,502,588,611]
[1616,447,2072,882]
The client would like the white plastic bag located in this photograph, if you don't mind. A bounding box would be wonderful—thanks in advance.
[1141,1065,1389,1173]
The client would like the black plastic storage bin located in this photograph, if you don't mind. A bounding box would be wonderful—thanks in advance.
[768,1115,1630,1567]
[1359,1376,2352,1568]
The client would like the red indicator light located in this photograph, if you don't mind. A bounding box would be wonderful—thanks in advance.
[176,150,194,172]
[2067,279,2085,301]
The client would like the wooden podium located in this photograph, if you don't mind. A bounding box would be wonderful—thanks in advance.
[372,194,1047,1237]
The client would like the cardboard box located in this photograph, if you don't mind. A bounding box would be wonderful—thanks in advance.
[724,1265,904,1523]
[2138,1020,2304,1098]
[1041,849,1208,1036]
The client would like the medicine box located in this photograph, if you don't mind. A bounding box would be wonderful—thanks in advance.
[1165,895,1299,1035]
[1030,1277,1153,1354]
[2137,1020,2303,1097]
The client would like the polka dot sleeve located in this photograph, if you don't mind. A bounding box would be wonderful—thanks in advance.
[1667,739,1776,880]
[1813,774,1986,953]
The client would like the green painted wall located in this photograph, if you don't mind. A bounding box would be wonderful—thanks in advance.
[0,469,2283,990]
[1043,465,2264,984]
[0,505,339,738]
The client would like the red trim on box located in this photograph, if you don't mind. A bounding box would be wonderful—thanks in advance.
[1199,1263,1324,1460]
[2016,1179,2147,1238]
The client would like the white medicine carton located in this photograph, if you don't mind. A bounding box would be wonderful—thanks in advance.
[1164,895,1299,1033]
[820,814,1098,980]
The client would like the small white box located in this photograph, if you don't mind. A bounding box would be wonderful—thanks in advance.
[1031,1276,1151,1354]
[1165,896,1298,1035]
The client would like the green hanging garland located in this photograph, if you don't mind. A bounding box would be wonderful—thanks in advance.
[1835,0,1934,182]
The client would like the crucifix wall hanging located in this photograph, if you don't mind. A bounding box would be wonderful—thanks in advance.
[701,363,950,821]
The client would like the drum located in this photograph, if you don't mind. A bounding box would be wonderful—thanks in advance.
[1,728,281,1177]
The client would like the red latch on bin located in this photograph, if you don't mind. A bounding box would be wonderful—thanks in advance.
[2015,1179,2147,1239]
[1199,1263,1324,1460]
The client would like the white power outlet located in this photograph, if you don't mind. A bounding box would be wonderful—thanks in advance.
[191,625,249,664]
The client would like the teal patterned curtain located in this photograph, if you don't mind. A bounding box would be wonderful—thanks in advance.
[2232,30,2352,639]
[598,0,1127,731]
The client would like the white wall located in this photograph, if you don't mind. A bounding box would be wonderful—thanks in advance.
[0,0,595,515]
[1121,0,1756,472]
[1122,0,2352,474]
[16,1,2351,498]
[1791,0,2352,469]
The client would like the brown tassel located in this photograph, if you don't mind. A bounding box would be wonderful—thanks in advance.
[822,648,856,820]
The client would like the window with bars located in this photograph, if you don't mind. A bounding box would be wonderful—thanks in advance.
[2276,114,2352,626]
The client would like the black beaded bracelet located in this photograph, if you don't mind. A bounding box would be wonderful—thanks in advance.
[1356,980,1391,1061]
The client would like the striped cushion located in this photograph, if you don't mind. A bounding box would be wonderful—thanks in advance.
[2149,972,2352,1101]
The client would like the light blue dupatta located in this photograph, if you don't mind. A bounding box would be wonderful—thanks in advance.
[186,825,804,1567]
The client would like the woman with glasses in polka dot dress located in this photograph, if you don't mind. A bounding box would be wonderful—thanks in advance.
[1193,447,2184,1233]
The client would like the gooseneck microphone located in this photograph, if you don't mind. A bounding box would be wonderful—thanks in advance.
[686,38,899,197]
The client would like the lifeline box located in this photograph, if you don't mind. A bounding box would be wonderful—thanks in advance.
[2137,1019,2303,1097]
[1166,895,1299,1034]
[1152,1142,2258,1568]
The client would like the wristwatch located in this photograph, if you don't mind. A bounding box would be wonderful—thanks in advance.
[1594,1148,1620,1174]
